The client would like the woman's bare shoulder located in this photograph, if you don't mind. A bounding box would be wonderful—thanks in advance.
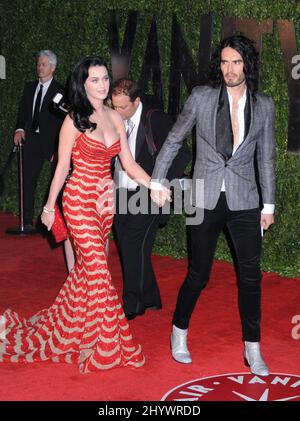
[105,106,118,117]
[61,114,80,137]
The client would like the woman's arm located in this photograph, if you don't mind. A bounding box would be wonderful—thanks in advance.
[41,115,78,230]
[111,109,171,206]
[113,110,150,188]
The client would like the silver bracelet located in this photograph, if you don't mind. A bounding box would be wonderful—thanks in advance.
[43,206,55,214]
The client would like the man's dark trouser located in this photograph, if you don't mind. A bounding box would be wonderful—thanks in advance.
[114,189,161,315]
[23,134,47,225]
[173,192,262,342]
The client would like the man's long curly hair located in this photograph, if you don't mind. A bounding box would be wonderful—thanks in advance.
[209,34,259,98]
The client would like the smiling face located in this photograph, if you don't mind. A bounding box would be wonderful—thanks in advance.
[84,65,110,102]
[220,46,245,88]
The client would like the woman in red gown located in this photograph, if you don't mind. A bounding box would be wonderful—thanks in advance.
[0,57,157,373]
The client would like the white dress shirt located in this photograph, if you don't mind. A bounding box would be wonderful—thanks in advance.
[221,89,274,214]
[32,78,53,133]
[115,102,143,190]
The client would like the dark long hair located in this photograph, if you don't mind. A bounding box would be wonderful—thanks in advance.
[69,56,109,132]
[209,35,259,98]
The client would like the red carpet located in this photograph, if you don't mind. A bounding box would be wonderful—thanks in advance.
[0,212,299,401]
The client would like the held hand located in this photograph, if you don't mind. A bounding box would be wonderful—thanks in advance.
[150,183,172,208]
[41,207,55,231]
[14,131,24,146]
[261,213,274,231]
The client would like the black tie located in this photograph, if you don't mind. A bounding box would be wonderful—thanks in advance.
[32,84,43,131]
[216,84,233,161]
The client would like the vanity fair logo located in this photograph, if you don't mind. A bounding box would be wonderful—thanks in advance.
[161,373,300,401]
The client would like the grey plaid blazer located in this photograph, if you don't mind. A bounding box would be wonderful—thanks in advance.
[152,86,275,210]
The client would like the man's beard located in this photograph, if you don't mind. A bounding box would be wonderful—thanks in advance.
[225,77,246,87]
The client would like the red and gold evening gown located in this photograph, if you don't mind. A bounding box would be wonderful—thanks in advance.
[0,133,145,373]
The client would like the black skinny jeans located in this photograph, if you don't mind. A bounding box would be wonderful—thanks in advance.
[173,193,262,342]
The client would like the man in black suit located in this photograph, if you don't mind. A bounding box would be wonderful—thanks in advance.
[111,78,190,320]
[14,49,64,232]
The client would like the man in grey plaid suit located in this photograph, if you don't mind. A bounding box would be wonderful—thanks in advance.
[150,35,275,376]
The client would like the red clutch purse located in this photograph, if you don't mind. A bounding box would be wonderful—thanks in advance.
[51,203,68,243]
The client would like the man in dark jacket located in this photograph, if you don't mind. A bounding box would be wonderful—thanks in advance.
[112,78,190,320]
[14,49,64,232]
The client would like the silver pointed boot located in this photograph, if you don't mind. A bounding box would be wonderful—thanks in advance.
[244,341,269,377]
[170,325,192,364]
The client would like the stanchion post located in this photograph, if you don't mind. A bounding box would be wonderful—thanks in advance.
[6,141,37,235]
[19,142,24,232]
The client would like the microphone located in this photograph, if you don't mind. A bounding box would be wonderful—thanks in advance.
[53,93,68,113]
